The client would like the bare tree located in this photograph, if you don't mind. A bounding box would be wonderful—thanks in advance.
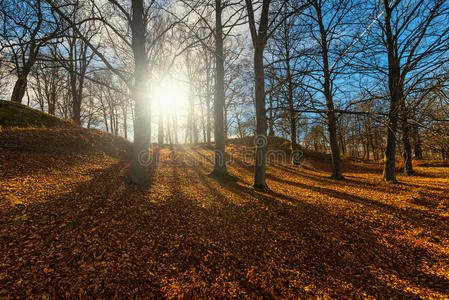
[299,0,363,178]
[51,5,98,124]
[48,0,180,185]
[29,59,65,115]
[245,0,307,189]
[0,0,61,103]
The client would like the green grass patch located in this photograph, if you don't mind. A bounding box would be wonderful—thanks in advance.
[0,100,70,128]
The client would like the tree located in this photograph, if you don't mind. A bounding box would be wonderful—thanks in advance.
[266,12,308,154]
[0,0,61,103]
[129,0,151,185]
[356,0,449,181]
[300,0,363,179]
[245,0,306,189]
[178,0,245,174]
[212,0,228,174]
[245,0,272,189]
[48,0,179,185]
[29,59,64,115]
[50,3,97,125]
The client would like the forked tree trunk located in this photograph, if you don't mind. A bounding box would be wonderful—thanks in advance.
[212,0,227,175]
[11,74,28,103]
[11,47,38,104]
[129,0,151,186]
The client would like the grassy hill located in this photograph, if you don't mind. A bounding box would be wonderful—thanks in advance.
[0,100,70,128]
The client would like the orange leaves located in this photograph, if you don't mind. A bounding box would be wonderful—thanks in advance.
[1,128,449,298]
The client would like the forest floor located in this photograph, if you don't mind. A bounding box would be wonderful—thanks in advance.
[1,127,448,299]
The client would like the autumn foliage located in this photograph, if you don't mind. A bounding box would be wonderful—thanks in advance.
[1,127,448,298]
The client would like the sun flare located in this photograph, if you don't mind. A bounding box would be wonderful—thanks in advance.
[151,77,189,117]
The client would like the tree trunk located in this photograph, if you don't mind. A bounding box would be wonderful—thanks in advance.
[158,108,164,145]
[401,112,414,175]
[173,112,179,144]
[11,74,28,103]
[327,111,343,178]
[317,4,342,179]
[383,107,400,181]
[48,93,56,115]
[224,105,228,143]
[167,117,172,145]
[122,103,128,139]
[206,96,211,144]
[212,0,227,175]
[129,0,151,186]
[72,99,81,125]
[253,45,268,189]
[206,62,212,144]
[412,124,423,159]
[287,68,297,151]
[382,0,400,182]
[338,128,345,156]
[200,94,206,143]
[268,91,275,137]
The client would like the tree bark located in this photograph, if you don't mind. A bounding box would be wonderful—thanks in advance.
[253,46,268,188]
[10,25,40,103]
[72,99,81,125]
[401,104,414,175]
[286,63,297,152]
[412,124,423,159]
[129,0,151,186]
[11,74,28,103]
[205,58,212,144]
[268,91,275,137]
[245,0,270,189]
[382,0,401,182]
[316,2,342,179]
[212,0,227,175]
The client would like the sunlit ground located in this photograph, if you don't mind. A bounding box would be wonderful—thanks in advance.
[0,128,448,298]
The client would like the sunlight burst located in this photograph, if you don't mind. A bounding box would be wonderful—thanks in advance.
[151,77,189,117]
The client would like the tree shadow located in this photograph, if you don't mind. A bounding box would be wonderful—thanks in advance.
[265,173,449,234]
[2,148,448,298]
[181,166,448,298]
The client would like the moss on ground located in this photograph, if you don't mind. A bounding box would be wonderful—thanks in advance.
[0,100,70,128]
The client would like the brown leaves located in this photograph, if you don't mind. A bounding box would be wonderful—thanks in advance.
[1,128,449,298]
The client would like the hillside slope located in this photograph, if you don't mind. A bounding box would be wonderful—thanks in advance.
[0,100,70,128]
